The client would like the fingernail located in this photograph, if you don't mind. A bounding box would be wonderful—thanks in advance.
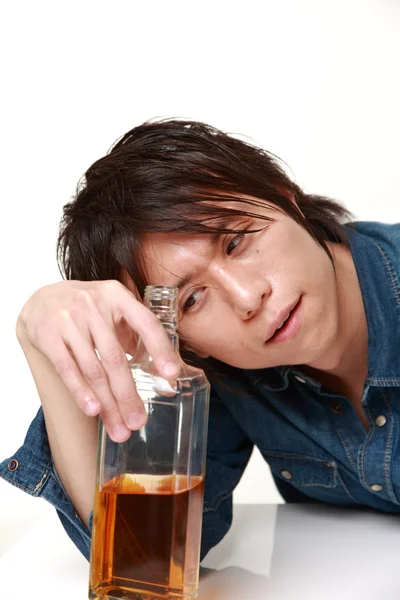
[127,411,147,430]
[112,424,130,441]
[163,361,180,377]
[85,400,100,416]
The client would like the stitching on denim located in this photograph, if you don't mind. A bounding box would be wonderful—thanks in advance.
[296,482,334,488]
[48,467,89,532]
[203,486,234,512]
[33,472,47,493]
[359,442,365,486]
[335,428,357,471]
[264,453,335,472]
[203,475,242,511]
[0,472,38,494]
[371,240,400,309]
[51,457,75,503]
[0,462,51,495]
[336,470,360,503]
[359,414,375,488]
[261,451,336,488]
[367,378,400,384]
[295,464,336,489]
[381,390,397,503]
[260,450,333,466]
[203,454,251,512]
[203,484,235,511]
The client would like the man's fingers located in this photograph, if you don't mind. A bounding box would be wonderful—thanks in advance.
[62,322,132,441]
[117,294,181,379]
[51,346,101,417]
[88,310,148,431]
[37,281,182,440]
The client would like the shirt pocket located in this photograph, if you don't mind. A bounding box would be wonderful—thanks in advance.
[260,450,337,488]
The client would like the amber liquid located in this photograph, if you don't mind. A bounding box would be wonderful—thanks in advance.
[89,474,204,600]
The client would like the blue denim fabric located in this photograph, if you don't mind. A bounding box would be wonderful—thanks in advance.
[1,221,400,562]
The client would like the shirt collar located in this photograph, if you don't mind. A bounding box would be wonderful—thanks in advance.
[346,223,400,386]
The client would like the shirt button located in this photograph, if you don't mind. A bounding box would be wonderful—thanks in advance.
[370,484,383,492]
[375,415,387,427]
[7,459,19,472]
[294,375,306,383]
[332,403,344,414]
[281,470,293,480]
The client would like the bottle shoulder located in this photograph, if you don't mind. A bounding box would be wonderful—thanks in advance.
[129,359,210,397]
[178,361,208,380]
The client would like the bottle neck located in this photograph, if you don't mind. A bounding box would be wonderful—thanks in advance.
[132,323,179,365]
[162,322,179,352]
[130,285,180,364]
[144,286,179,353]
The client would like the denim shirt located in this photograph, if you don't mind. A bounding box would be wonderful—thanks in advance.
[1,221,400,562]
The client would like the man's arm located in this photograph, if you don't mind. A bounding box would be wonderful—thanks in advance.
[16,318,98,527]
[201,393,254,560]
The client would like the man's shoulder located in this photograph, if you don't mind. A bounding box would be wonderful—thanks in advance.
[348,220,400,271]
[350,220,400,244]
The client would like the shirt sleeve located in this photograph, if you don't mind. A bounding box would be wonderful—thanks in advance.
[0,391,254,564]
[0,407,92,560]
[200,393,254,560]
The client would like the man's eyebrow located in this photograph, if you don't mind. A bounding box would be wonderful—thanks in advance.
[175,230,222,290]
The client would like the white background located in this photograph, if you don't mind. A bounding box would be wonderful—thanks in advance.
[0,0,399,526]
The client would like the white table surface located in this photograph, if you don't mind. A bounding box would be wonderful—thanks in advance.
[1,502,400,600]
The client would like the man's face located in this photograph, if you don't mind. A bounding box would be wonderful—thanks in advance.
[141,203,340,370]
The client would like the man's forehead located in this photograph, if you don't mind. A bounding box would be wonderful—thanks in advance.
[141,232,216,286]
[144,230,218,253]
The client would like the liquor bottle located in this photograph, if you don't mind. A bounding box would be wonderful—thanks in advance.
[89,285,210,600]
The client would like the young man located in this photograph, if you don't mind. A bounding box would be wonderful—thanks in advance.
[1,119,400,561]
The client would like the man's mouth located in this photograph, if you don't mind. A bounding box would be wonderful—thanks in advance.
[265,296,302,344]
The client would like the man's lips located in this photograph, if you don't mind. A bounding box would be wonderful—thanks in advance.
[265,296,302,343]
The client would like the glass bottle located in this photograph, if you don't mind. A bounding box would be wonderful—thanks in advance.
[89,285,210,600]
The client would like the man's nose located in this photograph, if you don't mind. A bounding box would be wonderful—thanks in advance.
[215,265,271,320]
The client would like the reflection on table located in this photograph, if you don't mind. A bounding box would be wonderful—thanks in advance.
[1,502,400,599]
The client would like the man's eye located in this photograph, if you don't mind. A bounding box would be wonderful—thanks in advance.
[183,289,202,312]
[226,234,245,255]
